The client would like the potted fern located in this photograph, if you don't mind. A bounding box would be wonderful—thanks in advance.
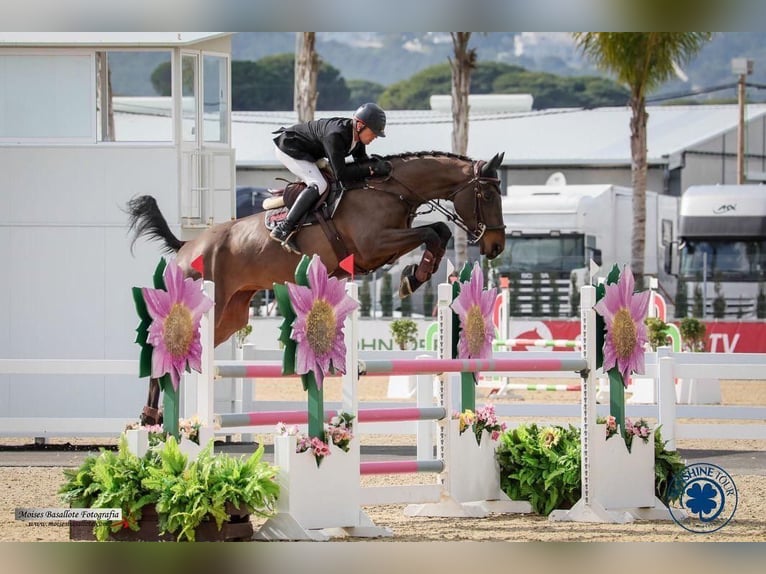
[60,435,280,542]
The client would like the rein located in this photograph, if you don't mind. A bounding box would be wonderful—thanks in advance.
[385,159,505,243]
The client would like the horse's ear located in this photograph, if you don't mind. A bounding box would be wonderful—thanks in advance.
[482,152,504,175]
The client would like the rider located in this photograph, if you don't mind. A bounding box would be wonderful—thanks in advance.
[269,102,390,253]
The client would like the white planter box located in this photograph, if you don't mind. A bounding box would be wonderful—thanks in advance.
[273,434,361,529]
[590,424,655,510]
[447,419,503,503]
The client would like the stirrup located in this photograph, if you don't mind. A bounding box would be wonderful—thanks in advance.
[280,236,301,255]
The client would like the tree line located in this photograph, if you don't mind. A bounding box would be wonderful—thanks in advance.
[149,54,630,111]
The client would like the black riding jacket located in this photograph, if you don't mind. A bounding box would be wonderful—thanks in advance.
[273,117,371,185]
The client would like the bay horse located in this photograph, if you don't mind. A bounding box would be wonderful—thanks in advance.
[127,151,507,349]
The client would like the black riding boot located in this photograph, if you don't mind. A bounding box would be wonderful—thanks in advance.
[270,184,321,254]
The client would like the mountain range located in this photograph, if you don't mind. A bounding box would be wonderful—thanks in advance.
[231,32,766,101]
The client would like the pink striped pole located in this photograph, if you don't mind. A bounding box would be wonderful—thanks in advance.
[216,357,587,379]
[217,406,447,429]
[358,357,587,375]
[360,460,444,475]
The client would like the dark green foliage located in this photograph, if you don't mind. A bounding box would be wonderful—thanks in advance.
[674,275,688,318]
[496,424,582,516]
[495,423,686,515]
[692,277,704,318]
[653,426,686,505]
[399,293,412,317]
[359,276,372,317]
[59,436,279,542]
[378,61,628,110]
[380,272,393,317]
[712,272,726,318]
[548,275,560,317]
[757,281,766,319]
[530,273,542,316]
[508,272,521,317]
[569,274,580,317]
[231,55,350,111]
[679,317,706,352]
[422,279,435,317]
[645,316,670,350]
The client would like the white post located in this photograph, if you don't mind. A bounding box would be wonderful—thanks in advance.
[415,370,435,460]
[435,283,453,492]
[342,282,359,417]
[197,280,216,427]
[579,285,597,508]
[657,348,677,451]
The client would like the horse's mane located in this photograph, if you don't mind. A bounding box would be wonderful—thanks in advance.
[379,150,473,163]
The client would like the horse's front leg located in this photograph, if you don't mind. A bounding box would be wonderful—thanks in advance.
[397,222,451,298]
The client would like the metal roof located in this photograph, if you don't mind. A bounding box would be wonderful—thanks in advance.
[0,33,230,46]
[232,104,766,168]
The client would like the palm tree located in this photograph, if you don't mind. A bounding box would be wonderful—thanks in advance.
[450,33,477,270]
[573,33,712,287]
[294,32,318,122]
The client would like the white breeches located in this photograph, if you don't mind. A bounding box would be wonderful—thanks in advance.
[274,145,328,194]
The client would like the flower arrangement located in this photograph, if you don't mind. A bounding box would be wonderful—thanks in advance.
[453,403,507,446]
[125,416,205,446]
[133,258,213,439]
[450,262,497,361]
[598,415,653,452]
[276,410,355,467]
[593,265,650,449]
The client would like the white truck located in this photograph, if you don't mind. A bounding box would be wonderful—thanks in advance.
[492,183,679,317]
[671,184,766,318]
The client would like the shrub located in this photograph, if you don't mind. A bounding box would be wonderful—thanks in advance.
[495,423,685,515]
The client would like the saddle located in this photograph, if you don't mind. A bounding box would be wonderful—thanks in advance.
[263,168,351,267]
[263,166,343,231]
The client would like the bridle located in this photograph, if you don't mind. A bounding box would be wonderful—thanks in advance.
[385,158,506,244]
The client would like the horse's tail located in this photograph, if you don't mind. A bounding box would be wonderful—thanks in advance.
[125,195,185,254]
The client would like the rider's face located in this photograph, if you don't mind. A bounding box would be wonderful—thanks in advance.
[358,123,378,145]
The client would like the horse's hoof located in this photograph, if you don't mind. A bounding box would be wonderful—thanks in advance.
[398,277,413,299]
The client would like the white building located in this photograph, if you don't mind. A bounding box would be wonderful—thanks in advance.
[0,33,235,436]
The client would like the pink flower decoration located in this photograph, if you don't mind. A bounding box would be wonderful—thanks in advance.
[142,259,213,391]
[450,263,497,360]
[287,255,359,389]
[593,266,650,386]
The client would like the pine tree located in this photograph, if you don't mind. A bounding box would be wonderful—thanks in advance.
[674,275,688,318]
[359,276,371,317]
[380,272,393,317]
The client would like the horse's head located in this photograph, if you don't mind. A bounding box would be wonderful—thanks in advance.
[451,152,506,259]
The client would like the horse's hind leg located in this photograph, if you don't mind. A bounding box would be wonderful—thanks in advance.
[214,290,257,346]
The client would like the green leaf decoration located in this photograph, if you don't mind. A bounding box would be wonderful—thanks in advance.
[160,374,179,439]
[605,263,621,286]
[132,287,153,379]
[133,258,168,379]
[153,258,168,290]
[454,262,477,411]
[274,282,296,375]
[607,366,628,449]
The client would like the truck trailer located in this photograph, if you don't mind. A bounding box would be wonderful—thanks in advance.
[493,184,678,317]
[672,184,766,318]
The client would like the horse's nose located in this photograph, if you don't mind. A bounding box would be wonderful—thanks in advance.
[489,242,504,259]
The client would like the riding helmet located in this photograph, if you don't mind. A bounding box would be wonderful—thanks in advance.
[353,102,387,137]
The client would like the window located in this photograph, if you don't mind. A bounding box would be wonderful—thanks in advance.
[0,54,93,140]
[203,54,228,144]
[96,51,173,142]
